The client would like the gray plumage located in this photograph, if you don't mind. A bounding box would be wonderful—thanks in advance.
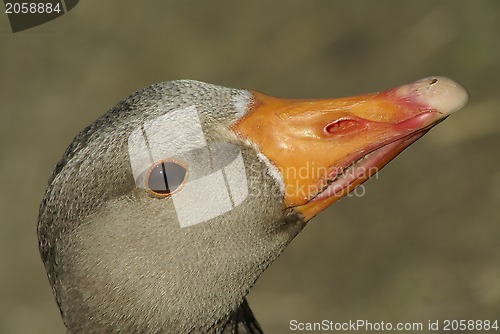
[38,80,306,333]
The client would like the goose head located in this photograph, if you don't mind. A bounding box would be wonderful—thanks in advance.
[38,77,467,333]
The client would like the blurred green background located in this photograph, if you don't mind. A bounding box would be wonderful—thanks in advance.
[1,1,499,333]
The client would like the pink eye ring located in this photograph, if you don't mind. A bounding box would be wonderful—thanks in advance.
[145,160,188,197]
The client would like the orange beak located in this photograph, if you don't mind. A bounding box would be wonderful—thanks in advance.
[232,77,468,221]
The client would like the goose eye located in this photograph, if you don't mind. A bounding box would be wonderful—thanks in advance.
[146,161,187,197]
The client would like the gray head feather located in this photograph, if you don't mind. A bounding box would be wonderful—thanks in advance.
[38,80,305,333]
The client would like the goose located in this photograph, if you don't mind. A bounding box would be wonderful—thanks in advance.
[38,77,468,333]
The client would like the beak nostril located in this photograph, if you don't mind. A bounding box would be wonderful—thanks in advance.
[429,78,438,85]
[324,118,360,134]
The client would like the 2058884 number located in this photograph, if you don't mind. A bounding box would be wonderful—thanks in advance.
[443,320,499,331]
[5,2,62,14]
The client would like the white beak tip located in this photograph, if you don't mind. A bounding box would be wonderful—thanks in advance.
[396,76,469,115]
